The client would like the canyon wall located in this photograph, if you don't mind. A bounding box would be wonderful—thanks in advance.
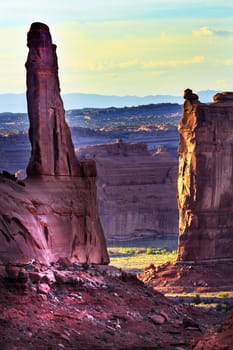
[177,89,233,261]
[0,23,109,265]
[78,141,178,241]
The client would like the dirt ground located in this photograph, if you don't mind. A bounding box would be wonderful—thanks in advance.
[0,262,232,350]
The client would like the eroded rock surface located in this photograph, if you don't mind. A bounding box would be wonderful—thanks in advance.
[78,141,178,241]
[177,89,233,261]
[0,22,109,265]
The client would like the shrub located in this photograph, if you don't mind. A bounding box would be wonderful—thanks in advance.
[146,248,154,255]
[218,291,229,298]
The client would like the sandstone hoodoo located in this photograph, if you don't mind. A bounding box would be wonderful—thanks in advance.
[26,22,82,176]
[177,89,233,261]
[0,23,109,265]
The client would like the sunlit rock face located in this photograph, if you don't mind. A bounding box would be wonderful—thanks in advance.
[177,89,233,261]
[0,23,109,265]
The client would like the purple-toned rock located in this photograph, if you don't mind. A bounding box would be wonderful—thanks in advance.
[177,89,233,261]
[37,283,50,295]
[26,22,82,176]
[0,23,109,266]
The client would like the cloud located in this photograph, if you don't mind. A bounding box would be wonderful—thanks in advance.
[118,59,139,69]
[220,59,233,65]
[193,26,233,37]
[143,56,204,68]
[74,55,205,74]
[193,27,214,36]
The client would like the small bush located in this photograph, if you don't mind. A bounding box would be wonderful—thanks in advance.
[146,248,154,255]
[218,291,229,298]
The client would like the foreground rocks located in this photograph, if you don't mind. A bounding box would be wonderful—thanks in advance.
[0,263,230,350]
[178,89,233,261]
[78,141,178,241]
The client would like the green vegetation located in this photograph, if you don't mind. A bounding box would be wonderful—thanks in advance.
[218,291,229,298]
[108,246,177,273]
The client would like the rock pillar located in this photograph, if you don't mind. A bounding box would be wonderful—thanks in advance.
[0,22,111,265]
[25,22,82,176]
[177,89,233,261]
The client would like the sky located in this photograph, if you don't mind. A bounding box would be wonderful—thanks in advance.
[0,0,233,96]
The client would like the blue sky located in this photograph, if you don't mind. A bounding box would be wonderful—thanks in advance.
[0,0,233,96]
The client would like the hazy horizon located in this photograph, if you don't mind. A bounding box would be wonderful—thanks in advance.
[0,1,233,97]
[0,90,217,113]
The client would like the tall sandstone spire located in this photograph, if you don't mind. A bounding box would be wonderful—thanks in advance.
[26,22,82,176]
[177,89,233,261]
[0,22,109,265]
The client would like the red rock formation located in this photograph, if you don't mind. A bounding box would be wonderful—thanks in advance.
[0,23,109,265]
[26,22,81,176]
[177,89,233,261]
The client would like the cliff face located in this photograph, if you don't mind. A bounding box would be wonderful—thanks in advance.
[177,89,233,261]
[0,23,109,265]
[78,141,178,241]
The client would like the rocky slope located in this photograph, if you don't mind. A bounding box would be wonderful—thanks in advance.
[0,262,230,350]
[78,141,178,241]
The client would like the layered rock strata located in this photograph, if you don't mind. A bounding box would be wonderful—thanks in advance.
[177,89,233,261]
[0,23,109,265]
[78,141,178,241]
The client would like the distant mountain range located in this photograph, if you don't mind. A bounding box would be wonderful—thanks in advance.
[0,90,218,113]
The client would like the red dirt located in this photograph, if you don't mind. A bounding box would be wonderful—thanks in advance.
[0,263,232,350]
[138,261,233,293]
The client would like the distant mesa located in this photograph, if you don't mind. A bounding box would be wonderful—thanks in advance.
[0,22,109,265]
